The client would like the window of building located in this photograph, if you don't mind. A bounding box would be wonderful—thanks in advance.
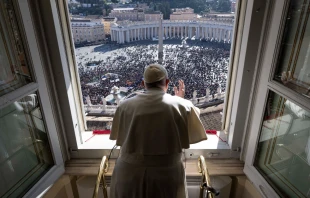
[243,0,310,196]
[0,1,63,197]
[61,0,252,155]
[4,0,262,164]
[3,0,308,197]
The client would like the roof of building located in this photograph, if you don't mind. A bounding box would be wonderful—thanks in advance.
[206,13,235,17]
[103,17,116,21]
[85,15,104,19]
[113,8,135,11]
[71,19,91,22]
[171,12,195,15]
[173,7,194,11]
[71,19,104,27]
[144,11,161,14]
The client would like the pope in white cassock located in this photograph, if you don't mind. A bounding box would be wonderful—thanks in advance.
[109,64,207,198]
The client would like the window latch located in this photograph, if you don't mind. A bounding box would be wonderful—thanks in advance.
[233,147,241,152]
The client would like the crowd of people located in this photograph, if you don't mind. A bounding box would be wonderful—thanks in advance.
[77,40,231,105]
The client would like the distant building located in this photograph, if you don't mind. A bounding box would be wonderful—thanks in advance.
[109,8,145,21]
[202,14,235,23]
[170,7,197,20]
[173,7,195,13]
[144,11,162,21]
[111,20,234,44]
[102,17,117,35]
[71,19,105,44]
[110,3,149,10]
[83,15,104,20]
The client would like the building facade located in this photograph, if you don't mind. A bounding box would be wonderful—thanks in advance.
[110,20,234,44]
[109,8,145,21]
[110,3,149,10]
[144,11,162,21]
[170,7,197,20]
[71,19,105,44]
[202,14,235,23]
[102,17,117,35]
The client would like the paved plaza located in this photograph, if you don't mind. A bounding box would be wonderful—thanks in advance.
[76,39,230,105]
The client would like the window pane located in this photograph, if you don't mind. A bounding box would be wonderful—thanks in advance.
[274,0,310,99]
[254,91,310,197]
[0,1,32,96]
[0,93,54,197]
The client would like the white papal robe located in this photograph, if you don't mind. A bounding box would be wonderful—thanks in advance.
[110,88,207,198]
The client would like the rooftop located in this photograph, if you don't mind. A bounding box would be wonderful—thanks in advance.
[103,17,117,22]
[206,13,235,17]
[85,15,104,19]
[172,7,194,13]
[113,8,135,11]
[145,11,162,14]
[71,19,91,22]
[103,17,116,19]
[171,13,196,15]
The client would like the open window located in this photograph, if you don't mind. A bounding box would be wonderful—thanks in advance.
[50,0,261,159]
[26,0,273,161]
[0,1,64,197]
[4,0,309,196]
[244,0,310,196]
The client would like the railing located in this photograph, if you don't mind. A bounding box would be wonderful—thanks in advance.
[93,156,109,198]
[85,89,225,115]
[198,155,219,198]
[92,155,218,198]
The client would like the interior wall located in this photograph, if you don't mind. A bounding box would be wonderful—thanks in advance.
[230,176,262,198]
[43,174,263,198]
[43,175,79,198]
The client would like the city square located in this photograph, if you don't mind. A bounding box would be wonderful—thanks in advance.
[76,39,231,106]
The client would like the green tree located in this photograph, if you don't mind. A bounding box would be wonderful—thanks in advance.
[218,0,231,12]
[154,2,171,19]
[204,4,211,13]
[210,0,218,11]
[103,3,112,16]
[169,0,207,15]
[212,0,231,13]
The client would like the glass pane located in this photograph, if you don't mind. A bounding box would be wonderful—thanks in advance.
[0,93,54,197]
[0,1,32,96]
[274,0,310,99]
[254,91,310,197]
[68,1,236,134]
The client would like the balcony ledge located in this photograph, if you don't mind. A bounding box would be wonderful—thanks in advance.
[65,158,244,177]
